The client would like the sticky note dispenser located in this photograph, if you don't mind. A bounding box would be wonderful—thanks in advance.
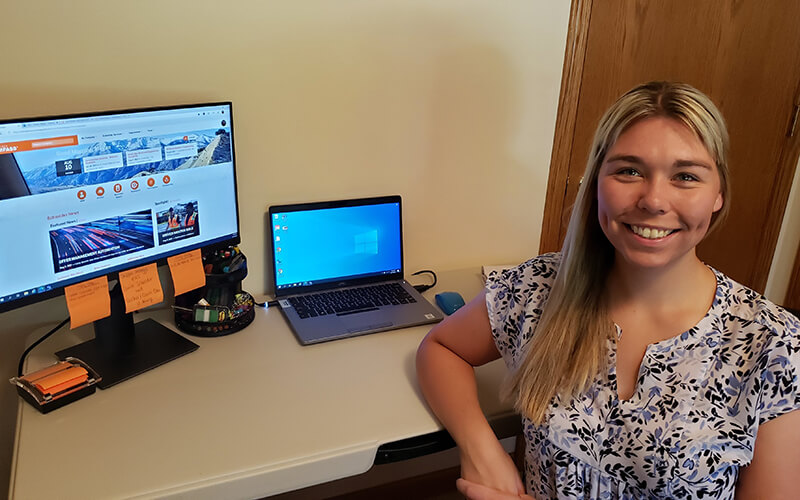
[10,358,100,413]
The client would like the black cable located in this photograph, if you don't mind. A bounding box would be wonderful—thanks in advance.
[411,269,437,293]
[18,317,70,377]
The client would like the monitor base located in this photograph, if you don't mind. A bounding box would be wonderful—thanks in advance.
[56,319,198,389]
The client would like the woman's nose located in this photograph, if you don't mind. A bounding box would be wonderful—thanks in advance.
[636,179,669,214]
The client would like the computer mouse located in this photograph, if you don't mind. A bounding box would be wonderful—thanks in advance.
[435,291,466,315]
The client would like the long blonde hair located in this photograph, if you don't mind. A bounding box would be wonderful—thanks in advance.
[506,81,730,423]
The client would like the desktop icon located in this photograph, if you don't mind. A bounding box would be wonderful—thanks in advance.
[163,175,171,184]
[113,183,122,193]
[275,236,280,242]
[147,178,156,187]
[275,225,280,231]
[77,190,86,200]
[96,186,104,196]
[130,180,139,190]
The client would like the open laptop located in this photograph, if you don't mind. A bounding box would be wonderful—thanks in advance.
[268,195,444,345]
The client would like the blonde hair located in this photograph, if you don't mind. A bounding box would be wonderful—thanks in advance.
[506,81,730,423]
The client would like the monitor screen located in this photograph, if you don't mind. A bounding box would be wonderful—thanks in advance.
[0,102,240,312]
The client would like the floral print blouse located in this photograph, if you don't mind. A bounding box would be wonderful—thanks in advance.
[485,253,800,499]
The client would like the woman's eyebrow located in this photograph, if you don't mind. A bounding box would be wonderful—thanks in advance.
[605,155,713,170]
[674,159,713,169]
[605,154,643,164]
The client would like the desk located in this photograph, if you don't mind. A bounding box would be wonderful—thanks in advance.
[9,269,516,499]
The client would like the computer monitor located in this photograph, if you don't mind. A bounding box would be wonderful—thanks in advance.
[0,102,240,388]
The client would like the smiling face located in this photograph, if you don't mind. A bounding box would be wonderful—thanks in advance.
[596,116,723,271]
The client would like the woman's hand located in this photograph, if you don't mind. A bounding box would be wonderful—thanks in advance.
[459,441,524,496]
[456,478,535,500]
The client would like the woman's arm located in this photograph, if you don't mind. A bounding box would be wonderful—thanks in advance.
[735,409,800,499]
[416,290,524,495]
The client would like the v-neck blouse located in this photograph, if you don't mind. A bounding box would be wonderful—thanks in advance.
[485,252,800,499]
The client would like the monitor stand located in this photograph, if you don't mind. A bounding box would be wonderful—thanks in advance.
[56,284,198,389]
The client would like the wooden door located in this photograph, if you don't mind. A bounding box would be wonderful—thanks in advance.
[541,0,800,292]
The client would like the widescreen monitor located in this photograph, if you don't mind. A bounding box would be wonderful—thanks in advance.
[0,102,240,387]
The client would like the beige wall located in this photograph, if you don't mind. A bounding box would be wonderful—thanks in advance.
[765,156,800,304]
[1,1,571,495]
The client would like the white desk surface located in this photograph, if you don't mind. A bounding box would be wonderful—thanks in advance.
[9,269,515,500]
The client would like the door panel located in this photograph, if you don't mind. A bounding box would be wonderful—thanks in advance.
[542,0,800,292]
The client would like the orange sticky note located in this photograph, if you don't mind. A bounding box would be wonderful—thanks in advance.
[167,249,206,296]
[64,276,111,329]
[118,263,164,313]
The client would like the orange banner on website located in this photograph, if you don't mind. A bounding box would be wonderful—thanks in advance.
[0,135,78,155]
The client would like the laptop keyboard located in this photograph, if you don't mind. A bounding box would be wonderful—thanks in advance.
[288,283,417,318]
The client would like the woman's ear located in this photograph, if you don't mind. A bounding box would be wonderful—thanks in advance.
[713,191,723,213]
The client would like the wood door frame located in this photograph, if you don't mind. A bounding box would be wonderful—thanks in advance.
[539,0,592,254]
[786,244,800,309]
[539,0,800,292]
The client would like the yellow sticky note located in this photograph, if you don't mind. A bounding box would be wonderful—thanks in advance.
[118,263,164,313]
[64,276,111,329]
[168,249,206,296]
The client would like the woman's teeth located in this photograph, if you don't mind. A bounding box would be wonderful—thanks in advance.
[630,225,674,239]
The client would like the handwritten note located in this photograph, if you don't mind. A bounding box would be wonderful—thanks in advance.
[118,263,164,313]
[167,249,206,296]
[64,276,111,329]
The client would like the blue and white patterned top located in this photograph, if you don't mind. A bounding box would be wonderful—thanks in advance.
[485,252,800,499]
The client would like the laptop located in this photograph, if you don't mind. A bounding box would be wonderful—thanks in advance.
[268,195,444,345]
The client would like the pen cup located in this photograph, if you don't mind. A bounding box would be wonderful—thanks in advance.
[174,248,255,337]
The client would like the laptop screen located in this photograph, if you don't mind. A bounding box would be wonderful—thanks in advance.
[270,197,403,291]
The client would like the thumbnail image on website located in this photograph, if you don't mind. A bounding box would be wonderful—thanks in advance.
[49,209,155,273]
[156,201,199,245]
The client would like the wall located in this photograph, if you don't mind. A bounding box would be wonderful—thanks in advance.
[0,1,571,495]
[765,156,800,304]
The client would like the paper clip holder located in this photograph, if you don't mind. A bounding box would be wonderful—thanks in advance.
[10,358,101,414]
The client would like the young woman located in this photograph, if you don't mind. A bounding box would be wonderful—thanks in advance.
[416,82,800,499]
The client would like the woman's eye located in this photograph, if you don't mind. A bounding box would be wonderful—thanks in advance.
[616,168,640,177]
[675,172,699,182]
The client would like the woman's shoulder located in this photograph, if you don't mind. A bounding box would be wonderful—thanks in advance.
[711,268,800,352]
[486,252,561,291]
[485,253,561,365]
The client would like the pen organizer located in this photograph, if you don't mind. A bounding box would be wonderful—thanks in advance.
[174,247,256,337]
[10,358,101,413]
